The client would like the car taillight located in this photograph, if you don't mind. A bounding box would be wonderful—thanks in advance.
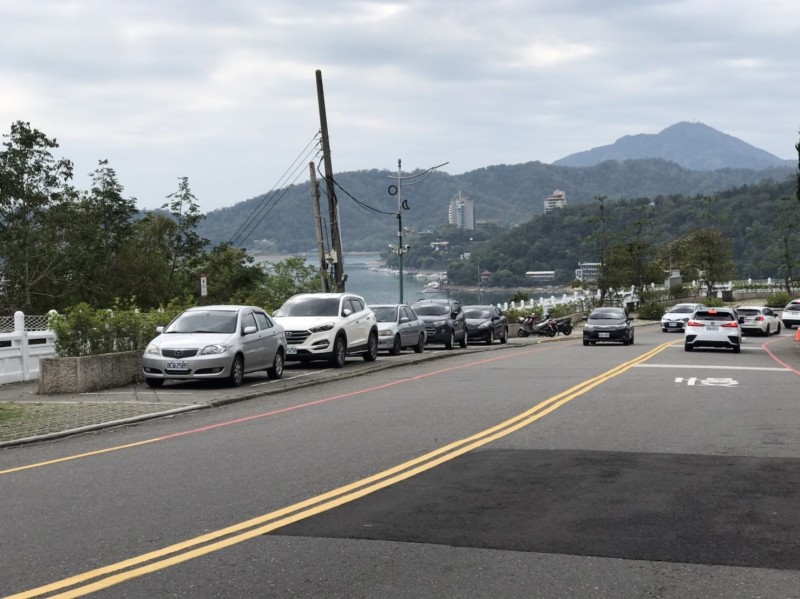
[721,322,739,328]
[755,316,764,321]
[686,320,703,327]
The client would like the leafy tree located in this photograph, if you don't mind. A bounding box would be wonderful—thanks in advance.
[0,121,76,312]
[198,243,265,305]
[119,212,177,309]
[163,177,209,297]
[684,227,736,294]
[245,257,323,312]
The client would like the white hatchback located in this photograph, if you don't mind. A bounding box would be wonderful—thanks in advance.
[684,307,743,353]
[661,303,706,332]
[736,305,782,336]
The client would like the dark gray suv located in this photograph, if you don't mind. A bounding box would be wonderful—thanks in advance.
[411,298,468,349]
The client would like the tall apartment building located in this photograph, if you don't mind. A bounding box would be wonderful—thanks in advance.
[544,189,567,214]
[448,191,475,230]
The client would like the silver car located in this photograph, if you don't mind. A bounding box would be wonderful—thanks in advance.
[661,302,706,332]
[142,305,287,388]
[369,303,426,355]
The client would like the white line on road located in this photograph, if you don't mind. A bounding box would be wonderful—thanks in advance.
[635,364,789,371]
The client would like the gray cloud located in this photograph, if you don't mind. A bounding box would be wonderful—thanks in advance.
[1,0,797,211]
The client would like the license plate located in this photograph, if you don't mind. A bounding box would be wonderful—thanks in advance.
[668,323,678,327]
[166,361,188,370]
[286,346,297,355]
[599,332,610,338]
[706,326,719,331]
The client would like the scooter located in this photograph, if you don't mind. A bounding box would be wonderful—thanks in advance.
[517,314,557,337]
[552,316,573,336]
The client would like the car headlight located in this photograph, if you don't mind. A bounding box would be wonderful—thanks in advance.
[378,329,392,337]
[432,319,447,327]
[309,322,335,333]
[478,322,491,330]
[145,343,160,355]
[584,325,595,332]
[201,344,230,355]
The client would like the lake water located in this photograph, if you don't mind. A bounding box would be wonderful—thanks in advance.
[266,253,542,307]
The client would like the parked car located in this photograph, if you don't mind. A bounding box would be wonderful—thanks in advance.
[411,298,468,349]
[273,293,379,368]
[736,305,782,336]
[142,305,287,388]
[463,304,508,345]
[684,307,743,353]
[368,303,426,355]
[583,307,634,346]
[781,299,800,329]
[661,302,706,332]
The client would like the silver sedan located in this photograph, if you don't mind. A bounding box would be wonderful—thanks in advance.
[142,305,287,388]
[369,304,426,355]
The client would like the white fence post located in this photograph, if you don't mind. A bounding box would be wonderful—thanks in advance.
[0,311,57,384]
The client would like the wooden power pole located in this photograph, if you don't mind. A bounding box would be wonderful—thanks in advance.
[309,162,330,292]
[315,69,346,291]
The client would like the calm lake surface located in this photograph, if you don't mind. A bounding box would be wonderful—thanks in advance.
[260,253,553,307]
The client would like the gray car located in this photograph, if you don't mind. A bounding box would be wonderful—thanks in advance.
[142,305,287,388]
[369,303,426,355]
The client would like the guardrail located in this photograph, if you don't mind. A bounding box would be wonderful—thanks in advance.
[0,312,57,384]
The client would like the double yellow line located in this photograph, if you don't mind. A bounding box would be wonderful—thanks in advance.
[7,341,674,599]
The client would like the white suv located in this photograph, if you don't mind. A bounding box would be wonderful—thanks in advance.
[273,293,379,368]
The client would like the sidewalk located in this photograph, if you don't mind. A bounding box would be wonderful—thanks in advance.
[0,380,205,447]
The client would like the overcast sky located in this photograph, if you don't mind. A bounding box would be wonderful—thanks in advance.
[2,0,798,212]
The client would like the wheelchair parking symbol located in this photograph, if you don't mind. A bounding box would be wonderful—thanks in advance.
[675,377,738,387]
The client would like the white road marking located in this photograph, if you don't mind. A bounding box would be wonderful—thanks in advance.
[638,364,789,371]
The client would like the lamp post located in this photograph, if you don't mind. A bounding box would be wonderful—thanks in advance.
[388,159,448,303]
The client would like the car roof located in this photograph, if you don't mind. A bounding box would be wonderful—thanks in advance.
[737,305,767,310]
[185,305,255,312]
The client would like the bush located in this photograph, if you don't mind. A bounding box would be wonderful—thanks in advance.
[703,296,725,307]
[49,299,190,357]
[765,291,792,307]
[636,302,665,320]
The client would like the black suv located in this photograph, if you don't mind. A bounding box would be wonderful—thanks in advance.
[411,298,468,349]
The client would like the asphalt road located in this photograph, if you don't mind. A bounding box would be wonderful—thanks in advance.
[2,325,799,598]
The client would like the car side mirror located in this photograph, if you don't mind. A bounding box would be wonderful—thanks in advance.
[342,308,352,317]
[243,325,257,335]
[156,326,164,333]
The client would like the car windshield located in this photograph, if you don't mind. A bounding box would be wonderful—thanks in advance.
[785,303,800,312]
[669,306,695,314]
[414,304,450,316]
[737,308,760,316]
[371,307,397,322]
[165,310,238,334]
[589,311,625,320]
[276,297,340,317]
[465,309,491,319]
[694,310,735,321]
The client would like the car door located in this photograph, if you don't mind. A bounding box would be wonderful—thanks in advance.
[239,310,266,370]
[451,301,466,339]
[254,310,281,367]
[399,306,416,346]
[342,296,369,350]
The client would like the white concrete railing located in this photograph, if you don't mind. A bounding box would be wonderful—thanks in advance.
[0,311,57,384]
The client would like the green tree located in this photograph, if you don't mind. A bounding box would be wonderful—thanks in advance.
[162,177,209,297]
[246,257,322,312]
[685,228,736,294]
[198,243,265,305]
[0,121,76,312]
[119,213,177,309]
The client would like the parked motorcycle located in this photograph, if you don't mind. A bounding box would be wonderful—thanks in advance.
[552,316,573,336]
[517,314,557,337]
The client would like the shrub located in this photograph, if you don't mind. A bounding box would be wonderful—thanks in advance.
[636,302,665,320]
[703,296,725,307]
[765,291,792,307]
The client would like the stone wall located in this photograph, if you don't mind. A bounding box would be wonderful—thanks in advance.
[39,351,143,394]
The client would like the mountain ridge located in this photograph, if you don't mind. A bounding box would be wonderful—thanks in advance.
[552,121,791,170]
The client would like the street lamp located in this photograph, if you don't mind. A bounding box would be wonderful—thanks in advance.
[388,158,448,303]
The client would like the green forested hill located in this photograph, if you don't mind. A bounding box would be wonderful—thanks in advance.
[197,159,794,254]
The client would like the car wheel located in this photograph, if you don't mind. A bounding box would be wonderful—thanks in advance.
[363,331,378,362]
[733,343,741,354]
[684,342,693,352]
[776,322,781,334]
[330,335,347,368]
[622,334,630,346]
[500,326,508,344]
[389,334,401,356]
[764,325,770,336]
[267,350,284,380]
[413,333,425,353]
[629,332,634,345]
[662,327,668,332]
[459,330,468,348]
[145,377,164,388]
[445,330,454,350]
[228,355,244,387]
[583,339,589,346]
[486,330,494,345]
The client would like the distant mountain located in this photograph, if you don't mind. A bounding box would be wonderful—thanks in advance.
[552,122,791,170]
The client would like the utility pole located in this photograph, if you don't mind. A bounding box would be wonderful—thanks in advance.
[309,162,330,292]
[388,159,449,303]
[316,69,346,291]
